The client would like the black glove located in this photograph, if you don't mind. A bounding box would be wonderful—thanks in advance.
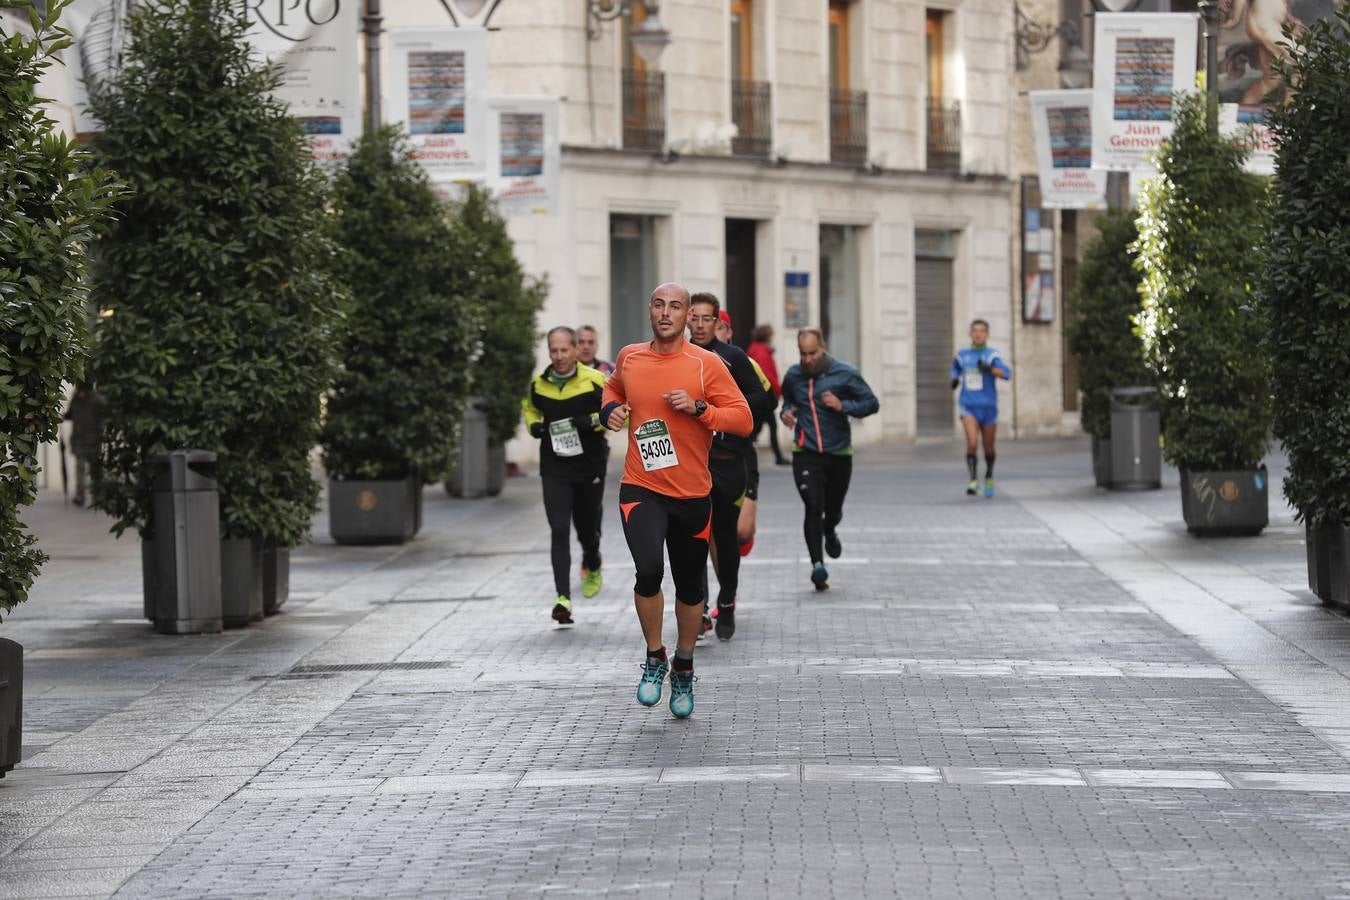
[570,414,596,431]
[529,422,546,439]
[977,359,991,374]
[950,377,960,391]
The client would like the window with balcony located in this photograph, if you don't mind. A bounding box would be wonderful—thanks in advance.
[730,0,771,157]
[925,9,961,172]
[622,4,666,151]
[829,1,867,164]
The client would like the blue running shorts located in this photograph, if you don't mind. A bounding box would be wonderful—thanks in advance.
[959,405,998,427]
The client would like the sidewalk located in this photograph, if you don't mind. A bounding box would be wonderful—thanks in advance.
[4,437,1350,898]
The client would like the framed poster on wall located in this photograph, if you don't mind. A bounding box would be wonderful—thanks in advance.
[1021,177,1055,324]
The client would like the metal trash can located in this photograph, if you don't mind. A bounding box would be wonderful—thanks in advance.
[1109,387,1162,491]
[143,449,223,634]
[447,398,489,498]
[0,637,20,777]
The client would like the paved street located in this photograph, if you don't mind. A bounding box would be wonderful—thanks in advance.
[5,437,1350,898]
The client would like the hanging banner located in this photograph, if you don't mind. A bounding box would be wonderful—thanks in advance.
[1091,13,1199,171]
[1219,103,1276,176]
[487,97,560,216]
[243,0,361,164]
[1030,90,1108,209]
[387,28,489,180]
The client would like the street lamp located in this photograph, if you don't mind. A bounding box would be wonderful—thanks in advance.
[587,0,672,66]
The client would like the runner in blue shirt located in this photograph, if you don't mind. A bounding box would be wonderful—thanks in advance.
[950,319,1011,497]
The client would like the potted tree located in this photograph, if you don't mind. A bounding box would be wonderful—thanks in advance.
[447,187,547,497]
[1135,92,1272,536]
[1,0,118,773]
[89,0,344,624]
[323,127,476,542]
[1263,8,1350,608]
[1066,211,1154,488]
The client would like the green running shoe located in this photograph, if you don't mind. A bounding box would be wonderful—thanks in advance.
[581,567,603,598]
[551,595,573,625]
[669,668,696,718]
[983,478,995,498]
[636,657,669,707]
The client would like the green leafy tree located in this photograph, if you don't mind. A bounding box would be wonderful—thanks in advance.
[0,1,119,616]
[1263,8,1350,528]
[89,0,345,546]
[1066,210,1152,440]
[322,127,476,483]
[1135,92,1272,471]
[450,186,547,446]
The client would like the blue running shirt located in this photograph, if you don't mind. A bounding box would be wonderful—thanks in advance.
[951,347,1010,409]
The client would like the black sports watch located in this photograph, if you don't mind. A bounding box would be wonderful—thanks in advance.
[693,400,708,418]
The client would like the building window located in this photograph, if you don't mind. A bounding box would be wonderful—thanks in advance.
[622,5,666,151]
[828,2,867,164]
[925,9,961,172]
[730,0,771,157]
[819,225,861,366]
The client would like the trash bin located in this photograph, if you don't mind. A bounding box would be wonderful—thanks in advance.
[0,637,20,777]
[447,398,489,498]
[144,449,223,634]
[1109,387,1162,491]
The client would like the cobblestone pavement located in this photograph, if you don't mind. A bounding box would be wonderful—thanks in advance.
[5,438,1350,898]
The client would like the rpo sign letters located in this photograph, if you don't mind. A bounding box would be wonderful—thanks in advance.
[243,0,341,41]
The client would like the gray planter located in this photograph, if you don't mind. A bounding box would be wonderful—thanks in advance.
[486,443,506,497]
[1091,436,1112,489]
[1180,467,1269,537]
[144,450,223,635]
[0,637,20,778]
[221,537,264,628]
[410,478,423,536]
[330,477,416,545]
[1311,523,1350,612]
[262,545,290,616]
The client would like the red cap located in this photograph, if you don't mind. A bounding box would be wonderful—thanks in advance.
[718,310,732,328]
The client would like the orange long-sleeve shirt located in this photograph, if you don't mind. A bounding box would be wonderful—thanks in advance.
[603,340,753,499]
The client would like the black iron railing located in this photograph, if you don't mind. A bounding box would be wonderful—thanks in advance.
[623,67,666,152]
[829,88,868,165]
[926,98,962,173]
[731,79,772,158]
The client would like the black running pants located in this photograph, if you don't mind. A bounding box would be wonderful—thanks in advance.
[542,475,604,597]
[791,452,853,564]
[709,455,748,608]
[619,483,711,605]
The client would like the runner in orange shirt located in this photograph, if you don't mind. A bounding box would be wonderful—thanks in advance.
[602,282,752,718]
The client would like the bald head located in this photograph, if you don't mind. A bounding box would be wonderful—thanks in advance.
[648,282,691,344]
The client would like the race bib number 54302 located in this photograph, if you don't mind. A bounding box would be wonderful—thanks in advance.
[635,419,679,472]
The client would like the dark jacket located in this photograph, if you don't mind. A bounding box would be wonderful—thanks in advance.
[780,355,880,454]
[63,390,105,459]
[521,363,609,481]
[694,338,774,458]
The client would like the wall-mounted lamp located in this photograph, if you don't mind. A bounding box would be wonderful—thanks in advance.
[1058,44,1093,89]
[1014,2,1079,70]
[587,0,672,66]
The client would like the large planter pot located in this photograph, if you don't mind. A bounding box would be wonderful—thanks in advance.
[221,537,264,628]
[410,478,423,536]
[262,545,290,616]
[1180,467,1269,537]
[1312,523,1350,612]
[486,443,506,497]
[1092,436,1112,488]
[330,477,416,545]
[0,638,20,778]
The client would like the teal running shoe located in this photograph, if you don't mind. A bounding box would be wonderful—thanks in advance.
[669,668,696,718]
[811,562,830,592]
[636,657,668,707]
[983,477,995,498]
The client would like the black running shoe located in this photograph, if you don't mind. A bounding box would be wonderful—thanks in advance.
[715,602,735,640]
[824,530,842,559]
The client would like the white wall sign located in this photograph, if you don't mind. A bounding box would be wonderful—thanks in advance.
[1030,90,1108,209]
[1091,13,1198,171]
[386,28,489,180]
[487,97,560,216]
[243,0,361,163]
